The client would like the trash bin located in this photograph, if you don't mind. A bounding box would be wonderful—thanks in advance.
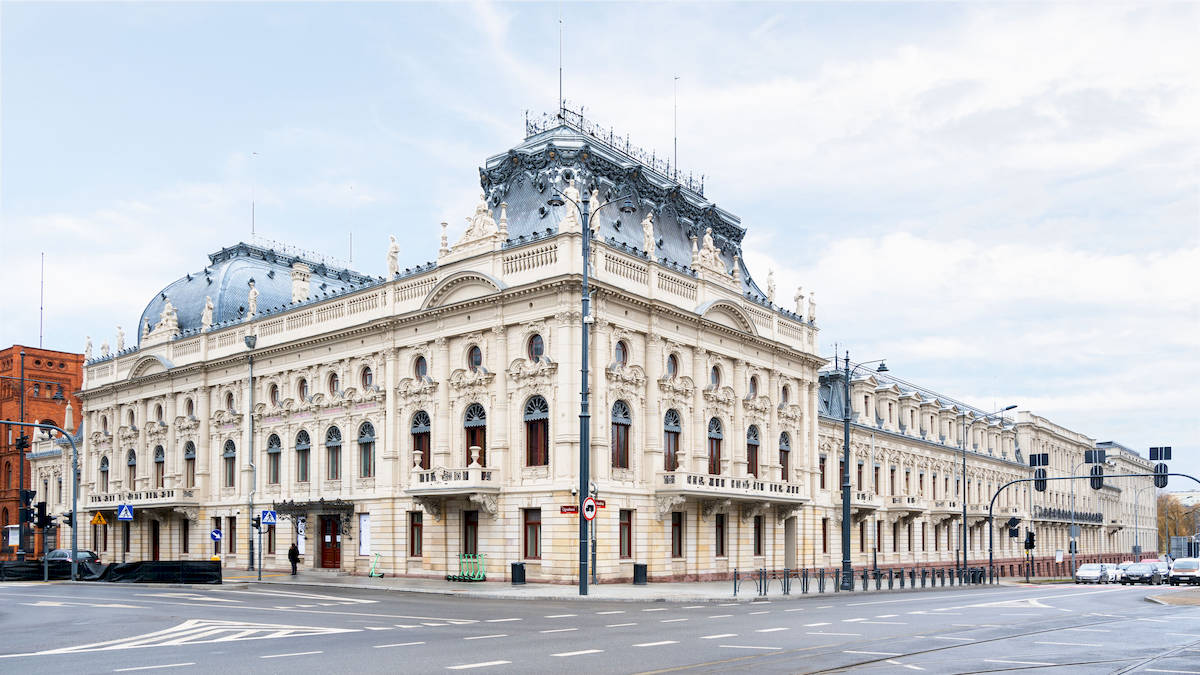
[511,561,526,585]
[633,563,647,585]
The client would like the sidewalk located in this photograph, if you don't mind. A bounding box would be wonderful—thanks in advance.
[223,568,1026,603]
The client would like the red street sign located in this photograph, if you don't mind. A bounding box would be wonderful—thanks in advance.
[595,499,606,508]
[560,505,578,514]
[582,497,598,521]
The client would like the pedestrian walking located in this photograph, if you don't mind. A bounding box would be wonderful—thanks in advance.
[288,543,300,575]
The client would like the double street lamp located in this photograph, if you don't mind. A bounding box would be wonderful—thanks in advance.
[547,177,636,596]
[836,351,888,591]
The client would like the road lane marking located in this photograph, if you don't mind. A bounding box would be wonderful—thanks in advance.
[464,634,507,640]
[804,622,830,626]
[540,628,578,633]
[844,650,902,656]
[720,645,781,650]
[261,651,322,659]
[606,623,637,628]
[700,634,737,639]
[784,608,805,612]
[708,614,733,618]
[553,650,603,657]
[1167,633,1200,638]
[364,627,391,631]
[683,605,704,609]
[596,611,624,615]
[634,641,679,647]
[886,659,924,671]
[113,665,195,672]
[544,614,576,618]
[749,611,769,615]
[984,660,1054,667]
[374,642,425,648]
[446,661,511,670]
[875,614,898,618]
[423,622,448,626]
[1034,641,1101,647]
[642,608,669,612]
[718,603,738,606]
[485,618,521,623]
[660,618,688,623]
[817,605,832,609]
[756,628,789,633]
[843,618,867,622]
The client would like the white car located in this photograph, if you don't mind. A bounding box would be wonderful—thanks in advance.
[1102,564,1120,583]
[1074,563,1107,584]
[1169,558,1200,586]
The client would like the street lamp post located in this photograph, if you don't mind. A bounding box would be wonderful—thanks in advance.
[547,179,636,596]
[960,405,1016,580]
[837,352,888,591]
[244,335,257,577]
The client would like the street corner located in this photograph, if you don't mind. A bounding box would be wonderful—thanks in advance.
[1147,587,1200,606]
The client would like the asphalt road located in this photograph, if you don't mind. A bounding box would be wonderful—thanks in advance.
[0,580,1196,673]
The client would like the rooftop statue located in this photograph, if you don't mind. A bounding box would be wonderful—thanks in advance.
[696,227,728,276]
[143,319,151,339]
[155,297,179,334]
[84,336,93,361]
[642,212,655,256]
[387,235,400,277]
[767,270,776,304]
[808,290,817,323]
[100,341,110,358]
[116,326,125,352]
[457,194,498,246]
[201,296,214,331]
[794,286,805,316]
[558,178,581,233]
[246,279,259,318]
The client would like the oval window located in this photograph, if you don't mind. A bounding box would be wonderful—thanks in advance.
[468,346,483,372]
[298,378,309,400]
[361,366,374,389]
[666,353,678,378]
[614,341,628,366]
[328,373,340,395]
[528,334,544,361]
[749,375,759,397]
[710,366,721,387]
[414,355,428,378]
[269,384,280,406]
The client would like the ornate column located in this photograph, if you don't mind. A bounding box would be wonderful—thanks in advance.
[643,329,664,483]
[435,337,450,467]
[731,359,745,477]
[491,324,509,480]
[197,385,211,492]
[165,395,177,486]
[592,321,609,482]
[691,346,707,474]
[767,370,780,480]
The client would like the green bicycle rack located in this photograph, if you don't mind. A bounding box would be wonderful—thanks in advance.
[446,553,487,582]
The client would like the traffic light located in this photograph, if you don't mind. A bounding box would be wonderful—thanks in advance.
[252,516,261,530]
[1024,530,1036,550]
[19,488,35,507]
[1150,446,1172,461]
[1006,516,1021,529]
[1154,462,1169,489]
[61,512,74,528]
[14,434,29,451]
[1089,464,1104,490]
[20,507,35,525]
[1008,527,1019,538]
[1034,468,1047,492]
[35,501,48,528]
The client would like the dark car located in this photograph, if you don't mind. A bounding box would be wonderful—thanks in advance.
[1120,562,1162,585]
[45,549,101,565]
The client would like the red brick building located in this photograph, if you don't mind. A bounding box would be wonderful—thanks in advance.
[1,345,83,559]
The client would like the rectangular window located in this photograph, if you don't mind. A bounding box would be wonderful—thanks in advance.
[875,520,882,552]
[462,510,478,555]
[466,427,487,467]
[934,524,940,551]
[297,448,310,482]
[821,517,829,554]
[223,456,235,488]
[268,452,280,485]
[358,513,371,556]
[874,466,881,495]
[409,512,423,557]
[919,473,925,495]
[181,519,189,554]
[889,467,896,495]
[708,438,722,475]
[856,463,864,490]
[664,429,679,471]
[523,509,541,560]
[819,456,827,489]
[212,517,221,555]
[413,431,431,470]
[753,515,765,557]
[267,524,276,555]
[715,513,726,558]
[611,423,630,469]
[155,462,165,489]
[619,509,632,559]
[907,522,913,552]
[327,446,341,481]
[780,448,789,482]
[921,523,927,551]
[226,516,237,554]
[360,441,375,478]
[526,419,548,466]
[747,443,758,478]
[671,511,684,558]
[185,457,195,488]
[905,470,911,493]
[892,522,899,552]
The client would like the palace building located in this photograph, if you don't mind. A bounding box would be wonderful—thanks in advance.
[28,111,1157,580]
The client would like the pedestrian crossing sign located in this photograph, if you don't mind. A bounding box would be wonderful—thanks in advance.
[261,510,277,525]
[117,504,134,521]
[90,512,107,526]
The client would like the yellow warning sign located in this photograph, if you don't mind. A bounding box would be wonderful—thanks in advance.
[90,512,107,526]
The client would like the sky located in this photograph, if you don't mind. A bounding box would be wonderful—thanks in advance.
[2,2,1197,480]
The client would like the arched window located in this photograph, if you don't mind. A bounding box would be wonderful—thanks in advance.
[266,434,282,484]
[614,341,628,367]
[781,385,790,406]
[1,508,7,528]
[101,415,109,434]
[295,430,311,482]
[185,398,194,417]
[464,403,487,466]
[524,396,550,466]
[225,392,235,413]
[99,456,110,492]
[3,461,10,489]
[411,411,431,470]
[328,373,340,396]
[707,418,723,475]
[527,334,544,361]
[779,432,791,483]
[127,410,136,427]
[664,409,681,471]
[749,376,759,398]
[325,426,342,480]
[710,366,721,388]
[746,425,760,478]
[361,366,374,390]
[32,384,40,398]
[298,378,309,401]
[414,355,428,378]
[183,441,196,488]
[358,422,376,479]
[222,440,236,488]
[666,353,678,379]
[467,346,483,372]
[269,384,280,406]
[611,400,632,469]
[154,404,163,423]
[126,449,137,488]
[153,445,165,488]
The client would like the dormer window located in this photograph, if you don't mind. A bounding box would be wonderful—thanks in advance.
[887,402,893,424]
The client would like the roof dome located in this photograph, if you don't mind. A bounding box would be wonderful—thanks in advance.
[137,243,375,345]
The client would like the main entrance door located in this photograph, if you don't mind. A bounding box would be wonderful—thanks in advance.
[151,520,161,561]
[319,515,341,568]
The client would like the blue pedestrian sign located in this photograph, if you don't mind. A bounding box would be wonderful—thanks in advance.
[116,504,134,521]
[210,529,222,542]
[261,510,278,525]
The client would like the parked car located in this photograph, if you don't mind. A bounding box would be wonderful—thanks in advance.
[1169,558,1200,586]
[1121,562,1162,585]
[1102,564,1120,583]
[44,549,101,565]
[1115,561,1137,581]
[1074,563,1107,584]
[1152,561,1170,584]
